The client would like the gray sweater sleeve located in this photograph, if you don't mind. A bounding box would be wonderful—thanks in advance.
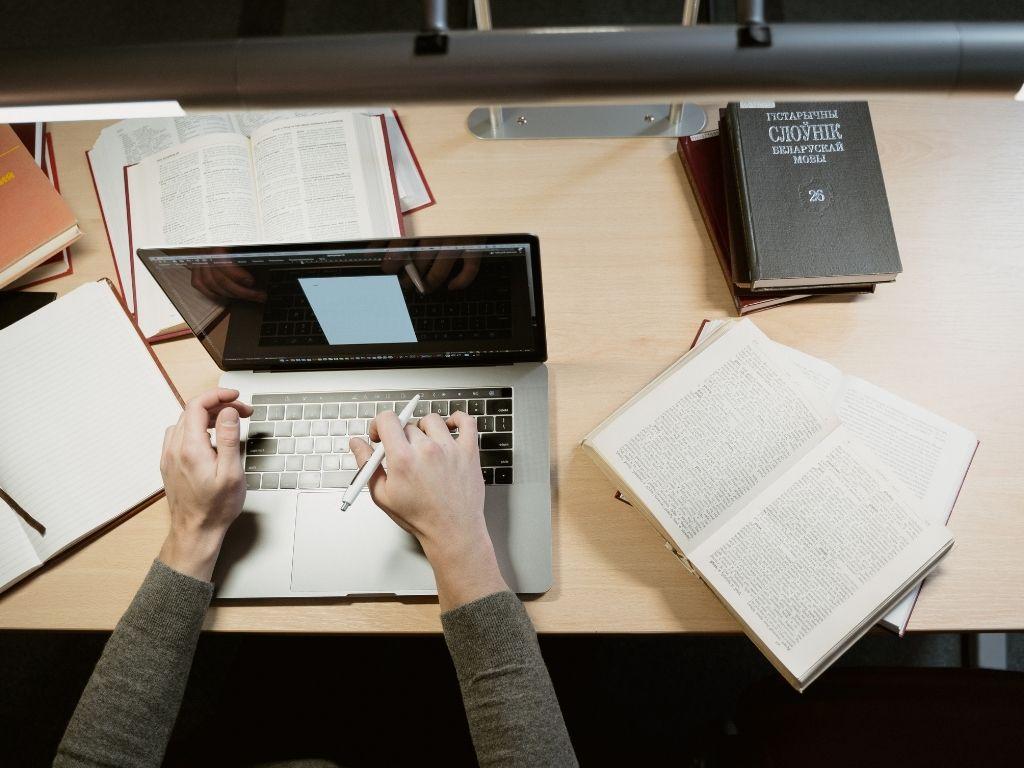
[54,559,213,768]
[441,591,578,767]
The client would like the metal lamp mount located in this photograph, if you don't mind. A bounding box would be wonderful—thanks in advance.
[466,0,713,140]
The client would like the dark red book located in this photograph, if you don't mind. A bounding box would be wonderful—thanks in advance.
[677,130,871,315]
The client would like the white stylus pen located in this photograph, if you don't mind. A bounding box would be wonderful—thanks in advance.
[403,262,427,295]
[340,394,420,511]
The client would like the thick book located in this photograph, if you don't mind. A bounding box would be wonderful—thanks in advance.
[87,109,431,321]
[677,130,874,314]
[582,320,953,690]
[124,112,404,341]
[723,102,902,291]
[0,280,183,595]
[0,124,81,289]
[9,132,74,289]
[692,319,978,635]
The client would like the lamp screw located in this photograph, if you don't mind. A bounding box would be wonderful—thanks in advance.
[643,113,656,123]
[516,114,528,125]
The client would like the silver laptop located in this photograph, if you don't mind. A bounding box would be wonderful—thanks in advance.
[139,235,551,598]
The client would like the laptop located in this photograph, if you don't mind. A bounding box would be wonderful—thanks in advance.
[139,235,551,598]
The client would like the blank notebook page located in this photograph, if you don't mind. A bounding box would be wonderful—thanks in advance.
[0,498,42,591]
[0,281,181,560]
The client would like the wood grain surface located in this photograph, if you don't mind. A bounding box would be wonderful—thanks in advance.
[1,100,1021,633]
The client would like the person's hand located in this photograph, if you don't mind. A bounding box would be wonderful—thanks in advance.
[381,250,481,294]
[350,410,507,611]
[158,388,253,581]
[189,264,266,303]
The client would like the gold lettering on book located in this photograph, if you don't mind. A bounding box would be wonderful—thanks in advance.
[0,170,15,187]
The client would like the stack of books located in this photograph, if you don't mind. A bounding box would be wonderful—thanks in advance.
[583,318,977,689]
[87,109,435,341]
[678,101,901,315]
[0,123,80,290]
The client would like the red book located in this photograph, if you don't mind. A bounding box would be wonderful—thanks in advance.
[8,131,75,287]
[0,125,80,289]
[677,130,871,315]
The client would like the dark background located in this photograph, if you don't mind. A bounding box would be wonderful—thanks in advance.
[4,1,1024,765]
[5,628,1024,765]
[2,0,1024,47]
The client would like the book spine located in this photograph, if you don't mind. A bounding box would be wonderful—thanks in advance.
[676,139,743,315]
[726,106,759,287]
[719,115,749,287]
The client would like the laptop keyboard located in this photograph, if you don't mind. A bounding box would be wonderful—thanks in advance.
[244,388,513,492]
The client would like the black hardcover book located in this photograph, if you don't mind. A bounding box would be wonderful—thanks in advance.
[719,110,752,287]
[724,101,902,291]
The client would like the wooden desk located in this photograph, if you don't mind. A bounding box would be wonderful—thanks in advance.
[1,101,1022,633]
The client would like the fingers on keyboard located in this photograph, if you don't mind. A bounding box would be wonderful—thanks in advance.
[246,390,515,491]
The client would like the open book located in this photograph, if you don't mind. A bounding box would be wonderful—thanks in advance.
[694,319,978,634]
[123,112,404,340]
[0,281,182,594]
[582,320,954,690]
[87,109,431,321]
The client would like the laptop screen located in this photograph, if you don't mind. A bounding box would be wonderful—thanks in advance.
[138,235,546,371]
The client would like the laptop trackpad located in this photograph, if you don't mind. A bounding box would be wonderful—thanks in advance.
[291,492,436,594]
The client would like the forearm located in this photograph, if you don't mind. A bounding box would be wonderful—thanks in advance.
[55,559,213,768]
[424,533,508,614]
[442,591,578,768]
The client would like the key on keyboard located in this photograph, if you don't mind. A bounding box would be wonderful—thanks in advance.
[245,388,515,489]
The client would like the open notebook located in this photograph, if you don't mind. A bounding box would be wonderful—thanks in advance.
[0,281,182,594]
[583,320,954,690]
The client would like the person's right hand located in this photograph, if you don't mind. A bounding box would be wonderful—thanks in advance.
[381,250,481,294]
[350,410,507,611]
[189,264,266,303]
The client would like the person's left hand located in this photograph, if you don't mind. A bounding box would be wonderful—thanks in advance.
[157,388,253,581]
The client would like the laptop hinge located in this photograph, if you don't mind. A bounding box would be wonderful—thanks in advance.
[248,361,527,374]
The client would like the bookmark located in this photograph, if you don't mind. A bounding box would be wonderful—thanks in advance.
[0,488,46,535]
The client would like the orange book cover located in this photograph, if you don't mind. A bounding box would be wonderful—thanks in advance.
[0,124,80,287]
